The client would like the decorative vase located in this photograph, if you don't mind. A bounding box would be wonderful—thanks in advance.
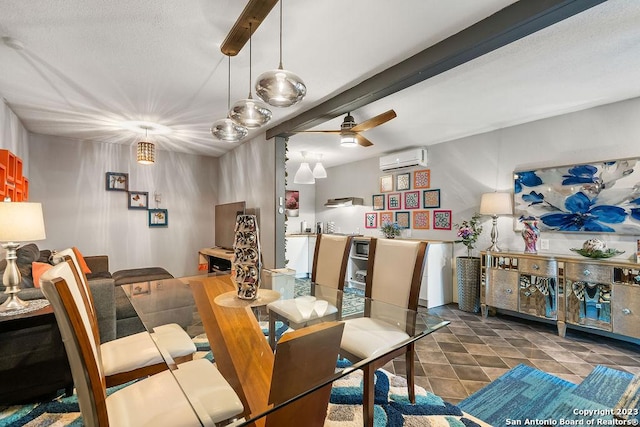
[233,214,262,300]
[456,257,481,313]
[521,220,540,253]
[384,234,395,239]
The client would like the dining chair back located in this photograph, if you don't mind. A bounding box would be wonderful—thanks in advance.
[311,234,352,289]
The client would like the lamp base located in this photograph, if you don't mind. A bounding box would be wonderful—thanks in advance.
[0,293,29,312]
[485,243,503,253]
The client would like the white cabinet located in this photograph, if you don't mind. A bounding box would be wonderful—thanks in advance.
[285,235,314,278]
[418,242,453,308]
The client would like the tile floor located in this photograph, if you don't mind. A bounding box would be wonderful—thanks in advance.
[384,304,640,404]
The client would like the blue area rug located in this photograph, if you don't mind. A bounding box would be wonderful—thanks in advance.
[458,364,638,426]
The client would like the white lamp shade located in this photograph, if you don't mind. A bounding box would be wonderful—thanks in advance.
[479,192,512,215]
[294,162,315,184]
[312,162,327,178]
[340,133,357,147]
[0,202,46,242]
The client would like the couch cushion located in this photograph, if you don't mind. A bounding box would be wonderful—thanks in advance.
[112,267,173,287]
[32,262,53,288]
[86,271,112,280]
[72,247,92,274]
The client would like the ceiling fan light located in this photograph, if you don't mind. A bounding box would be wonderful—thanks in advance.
[294,162,315,184]
[137,140,155,164]
[255,68,306,107]
[312,162,327,178]
[211,117,248,142]
[340,133,357,148]
[229,97,272,128]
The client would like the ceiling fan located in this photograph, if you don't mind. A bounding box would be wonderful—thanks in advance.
[296,109,397,147]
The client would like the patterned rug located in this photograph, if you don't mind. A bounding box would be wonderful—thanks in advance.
[458,364,638,426]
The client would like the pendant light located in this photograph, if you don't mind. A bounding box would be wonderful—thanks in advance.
[293,151,315,184]
[312,153,327,178]
[211,56,249,142]
[229,23,272,128]
[137,127,155,164]
[255,0,306,107]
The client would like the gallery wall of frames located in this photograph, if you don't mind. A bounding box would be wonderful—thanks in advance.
[364,168,452,232]
[105,172,168,228]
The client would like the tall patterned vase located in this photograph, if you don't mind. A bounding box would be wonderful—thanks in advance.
[522,220,540,254]
[233,214,262,300]
[456,257,481,313]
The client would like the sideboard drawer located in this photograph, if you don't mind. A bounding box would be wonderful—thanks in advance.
[565,262,612,283]
[612,284,640,339]
[519,258,557,277]
[487,269,518,311]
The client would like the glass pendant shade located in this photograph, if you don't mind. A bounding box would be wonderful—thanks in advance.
[137,140,155,164]
[229,97,272,128]
[312,162,327,178]
[256,68,306,107]
[293,162,315,184]
[211,117,248,142]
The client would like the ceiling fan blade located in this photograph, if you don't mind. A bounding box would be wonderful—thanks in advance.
[356,134,374,147]
[351,109,397,132]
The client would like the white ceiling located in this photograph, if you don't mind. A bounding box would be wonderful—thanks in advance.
[1,1,639,168]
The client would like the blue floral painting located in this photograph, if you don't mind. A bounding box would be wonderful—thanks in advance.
[513,158,640,234]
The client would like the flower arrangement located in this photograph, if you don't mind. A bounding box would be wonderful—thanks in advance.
[380,221,401,238]
[454,213,482,257]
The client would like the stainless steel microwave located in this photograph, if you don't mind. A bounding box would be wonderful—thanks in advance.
[354,240,369,257]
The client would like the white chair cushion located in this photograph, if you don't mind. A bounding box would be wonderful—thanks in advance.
[101,332,165,376]
[106,368,202,427]
[268,297,337,324]
[173,359,244,423]
[152,323,197,358]
[340,317,410,359]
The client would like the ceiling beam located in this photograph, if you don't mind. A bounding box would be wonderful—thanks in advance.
[221,0,279,56]
[266,0,606,139]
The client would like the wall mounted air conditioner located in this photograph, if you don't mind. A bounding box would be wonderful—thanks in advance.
[379,148,427,171]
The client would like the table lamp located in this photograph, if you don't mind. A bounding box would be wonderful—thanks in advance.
[0,200,47,312]
[479,192,512,252]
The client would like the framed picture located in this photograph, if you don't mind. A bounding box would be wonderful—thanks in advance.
[285,190,299,217]
[413,169,431,189]
[106,172,128,191]
[514,157,640,234]
[395,211,410,229]
[365,212,378,229]
[433,210,452,230]
[380,211,393,226]
[372,194,385,211]
[128,191,149,210]
[149,209,168,227]
[380,175,393,193]
[413,210,430,230]
[404,190,420,209]
[396,173,411,191]
[388,193,401,210]
[423,189,441,208]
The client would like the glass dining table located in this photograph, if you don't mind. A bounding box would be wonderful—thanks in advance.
[121,272,450,426]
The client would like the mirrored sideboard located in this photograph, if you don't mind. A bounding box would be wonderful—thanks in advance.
[480,251,640,342]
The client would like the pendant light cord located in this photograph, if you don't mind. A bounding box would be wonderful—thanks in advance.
[227,55,231,110]
[248,22,253,99]
[278,0,283,69]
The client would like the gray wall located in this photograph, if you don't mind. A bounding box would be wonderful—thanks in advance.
[316,96,640,260]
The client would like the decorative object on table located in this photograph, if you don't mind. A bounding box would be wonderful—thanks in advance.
[395,211,410,229]
[127,191,148,210]
[433,209,452,230]
[284,190,299,217]
[422,189,441,208]
[0,201,47,312]
[570,238,624,259]
[105,172,128,191]
[412,210,430,230]
[513,158,640,234]
[454,213,482,313]
[480,192,512,252]
[396,172,410,191]
[379,174,393,192]
[364,212,378,229]
[148,208,168,227]
[403,190,420,209]
[387,193,401,210]
[413,169,431,189]
[520,216,541,253]
[233,214,262,300]
[380,221,401,239]
[372,194,385,211]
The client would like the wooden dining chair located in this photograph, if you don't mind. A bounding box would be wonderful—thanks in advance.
[40,259,244,426]
[267,234,352,348]
[52,249,196,387]
[339,238,427,427]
